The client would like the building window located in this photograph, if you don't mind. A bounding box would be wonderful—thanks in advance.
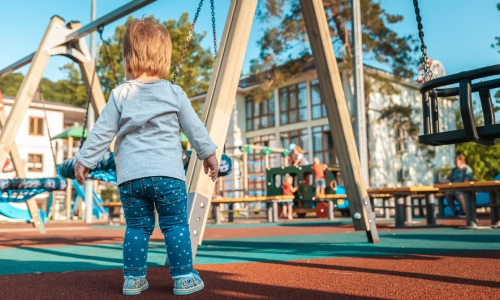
[28,154,43,172]
[279,82,307,125]
[245,95,275,131]
[395,129,408,153]
[29,117,44,136]
[312,125,337,165]
[310,79,327,119]
[280,129,309,156]
[397,168,410,182]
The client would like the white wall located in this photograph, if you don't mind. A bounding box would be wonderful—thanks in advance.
[0,105,64,179]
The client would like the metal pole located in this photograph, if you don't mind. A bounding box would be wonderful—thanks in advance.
[351,0,369,186]
[84,0,96,224]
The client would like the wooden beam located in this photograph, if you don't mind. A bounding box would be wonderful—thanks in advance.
[0,16,65,176]
[184,0,258,257]
[299,0,379,243]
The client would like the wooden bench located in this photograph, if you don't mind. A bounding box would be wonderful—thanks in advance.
[368,186,441,228]
[211,195,295,224]
[434,181,500,229]
[102,202,124,225]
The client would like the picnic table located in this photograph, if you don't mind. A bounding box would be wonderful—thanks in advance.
[368,186,441,228]
[434,180,500,229]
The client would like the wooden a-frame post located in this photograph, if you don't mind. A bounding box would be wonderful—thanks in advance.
[184,0,259,259]
[0,17,107,230]
[186,0,379,259]
[300,0,378,242]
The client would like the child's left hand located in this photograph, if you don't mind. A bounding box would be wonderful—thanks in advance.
[74,162,89,185]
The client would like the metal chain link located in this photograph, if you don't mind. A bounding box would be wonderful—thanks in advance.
[413,0,434,82]
[172,0,205,84]
[80,36,102,150]
[97,26,119,86]
[210,0,218,57]
[37,84,58,167]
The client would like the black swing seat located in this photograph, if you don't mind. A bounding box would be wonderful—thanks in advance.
[418,64,500,146]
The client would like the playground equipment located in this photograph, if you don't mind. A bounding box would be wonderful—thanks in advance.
[413,0,500,146]
[0,0,380,259]
[266,165,349,218]
[213,144,350,222]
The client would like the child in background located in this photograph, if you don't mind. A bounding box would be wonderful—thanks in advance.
[312,157,328,197]
[74,17,218,296]
[288,143,309,166]
[281,175,297,220]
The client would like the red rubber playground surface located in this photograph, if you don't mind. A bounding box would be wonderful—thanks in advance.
[0,217,499,299]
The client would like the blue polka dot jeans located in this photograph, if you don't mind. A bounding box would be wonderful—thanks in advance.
[119,177,193,278]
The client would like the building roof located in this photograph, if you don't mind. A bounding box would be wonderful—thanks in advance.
[2,94,87,127]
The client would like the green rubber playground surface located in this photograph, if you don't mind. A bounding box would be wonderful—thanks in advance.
[1,227,499,275]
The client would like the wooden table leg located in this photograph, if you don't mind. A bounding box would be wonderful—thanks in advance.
[490,191,500,227]
[228,203,234,223]
[383,198,390,219]
[405,195,413,224]
[215,205,221,225]
[272,202,278,223]
[395,196,405,227]
[466,191,478,228]
[425,194,437,226]
[267,202,273,222]
[328,200,334,221]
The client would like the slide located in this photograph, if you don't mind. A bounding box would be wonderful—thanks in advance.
[72,180,107,219]
[0,202,47,223]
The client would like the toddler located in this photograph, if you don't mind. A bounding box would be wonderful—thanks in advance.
[280,175,297,220]
[312,157,328,197]
[74,17,218,296]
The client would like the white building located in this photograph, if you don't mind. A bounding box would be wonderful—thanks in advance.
[192,63,456,194]
[0,93,86,179]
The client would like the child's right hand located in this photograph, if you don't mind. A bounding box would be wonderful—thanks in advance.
[203,152,218,182]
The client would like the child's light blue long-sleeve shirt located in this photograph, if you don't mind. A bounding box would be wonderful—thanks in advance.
[75,79,217,185]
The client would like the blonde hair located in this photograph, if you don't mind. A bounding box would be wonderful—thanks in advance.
[294,145,305,154]
[122,17,172,78]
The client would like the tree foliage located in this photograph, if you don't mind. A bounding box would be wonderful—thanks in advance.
[252,0,419,178]
[0,63,88,107]
[1,14,215,113]
[453,100,500,181]
[97,14,215,103]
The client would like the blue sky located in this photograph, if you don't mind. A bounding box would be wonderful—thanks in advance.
[0,0,499,82]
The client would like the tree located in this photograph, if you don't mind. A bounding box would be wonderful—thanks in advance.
[452,100,500,181]
[251,0,419,182]
[96,14,215,108]
[0,65,88,107]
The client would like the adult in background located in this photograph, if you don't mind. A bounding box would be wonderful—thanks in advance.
[443,153,474,218]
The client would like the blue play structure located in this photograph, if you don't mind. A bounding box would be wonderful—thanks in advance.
[71,179,107,219]
[0,202,47,223]
[0,151,233,224]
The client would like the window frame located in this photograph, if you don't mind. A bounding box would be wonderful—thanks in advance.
[28,116,44,136]
[312,125,337,165]
[27,153,44,172]
[310,79,328,119]
[245,95,275,131]
[278,82,308,125]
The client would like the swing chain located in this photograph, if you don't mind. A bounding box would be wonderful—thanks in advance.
[413,0,434,82]
[210,0,217,57]
[97,25,119,86]
[172,0,205,84]
[80,35,102,149]
[37,84,58,167]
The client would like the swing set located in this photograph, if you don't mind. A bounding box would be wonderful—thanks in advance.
[0,0,403,259]
[412,0,500,146]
